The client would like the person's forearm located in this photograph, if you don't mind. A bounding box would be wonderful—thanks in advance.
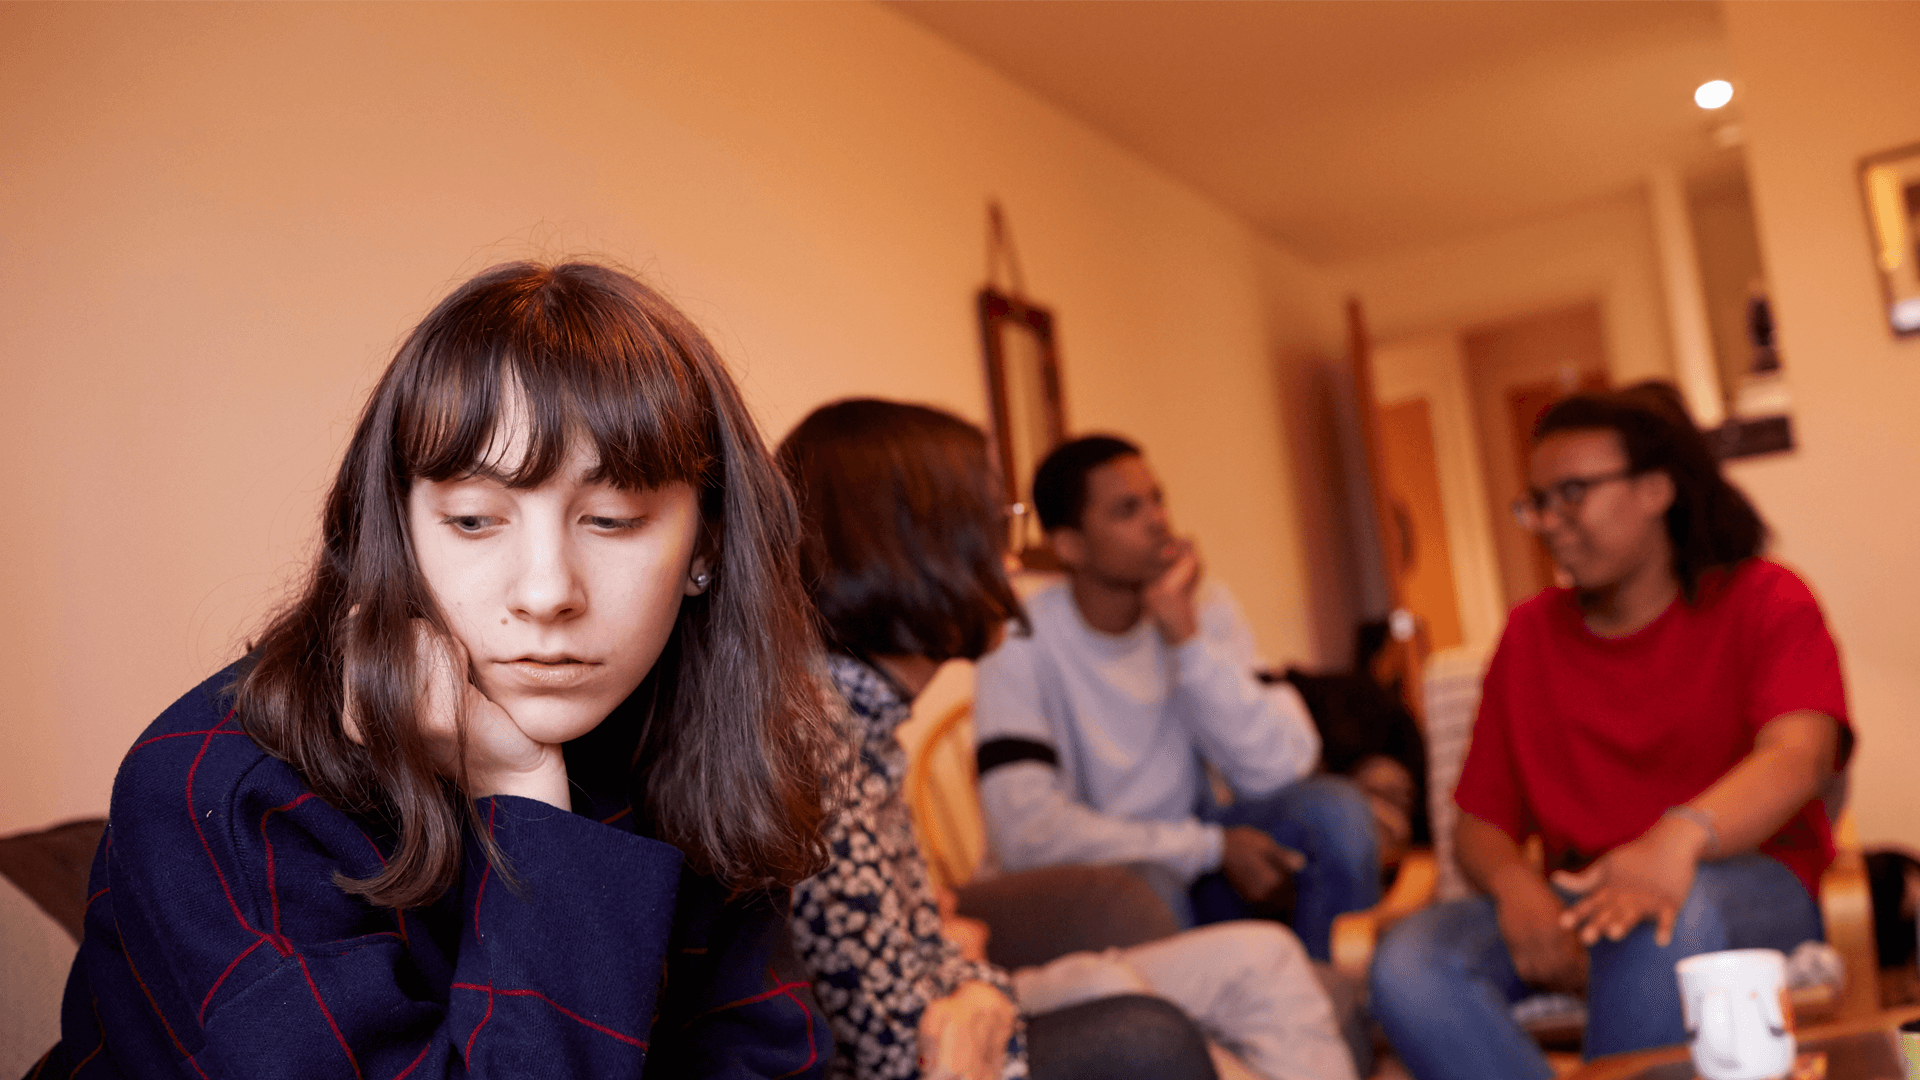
[1680,710,1838,857]
[1457,811,1544,902]
[979,764,1224,881]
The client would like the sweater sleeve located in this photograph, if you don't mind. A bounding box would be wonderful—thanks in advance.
[1169,586,1321,799]
[213,794,680,1079]
[56,706,685,1080]
[791,772,1021,1080]
[975,634,1225,884]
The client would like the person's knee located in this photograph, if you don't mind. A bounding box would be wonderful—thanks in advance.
[1290,776,1378,864]
[1660,893,1733,957]
[1205,919,1309,972]
[1013,951,1153,1016]
[1368,914,1438,1019]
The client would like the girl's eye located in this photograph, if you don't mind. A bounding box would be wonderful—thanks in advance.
[585,515,645,532]
[443,515,497,534]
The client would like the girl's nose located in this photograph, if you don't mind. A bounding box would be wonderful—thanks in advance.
[507,527,586,623]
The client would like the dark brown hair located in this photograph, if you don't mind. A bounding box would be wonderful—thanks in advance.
[237,261,836,907]
[1535,380,1768,601]
[779,399,1026,663]
[1031,434,1141,531]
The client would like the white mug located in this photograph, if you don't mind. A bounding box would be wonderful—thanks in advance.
[1676,948,1795,1080]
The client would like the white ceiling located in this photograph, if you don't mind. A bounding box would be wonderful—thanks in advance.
[890,0,1739,263]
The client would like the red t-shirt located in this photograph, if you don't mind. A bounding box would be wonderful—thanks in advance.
[1454,558,1850,896]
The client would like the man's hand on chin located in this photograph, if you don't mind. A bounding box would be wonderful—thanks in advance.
[1143,538,1202,644]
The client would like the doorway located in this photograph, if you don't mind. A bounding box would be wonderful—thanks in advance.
[1463,303,1610,608]
[1377,398,1465,652]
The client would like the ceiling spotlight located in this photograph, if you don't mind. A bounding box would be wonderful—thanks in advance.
[1695,80,1734,109]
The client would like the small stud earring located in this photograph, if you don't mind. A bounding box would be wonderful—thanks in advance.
[692,570,711,590]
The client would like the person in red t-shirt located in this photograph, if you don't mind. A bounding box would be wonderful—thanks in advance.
[1370,383,1850,1080]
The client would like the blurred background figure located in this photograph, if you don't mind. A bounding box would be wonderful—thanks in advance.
[973,435,1379,960]
[1370,382,1849,1079]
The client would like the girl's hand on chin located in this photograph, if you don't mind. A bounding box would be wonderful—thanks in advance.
[412,623,572,810]
[344,622,572,811]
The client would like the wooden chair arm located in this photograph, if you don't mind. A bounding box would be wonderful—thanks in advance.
[1330,849,1439,981]
[1818,846,1879,1019]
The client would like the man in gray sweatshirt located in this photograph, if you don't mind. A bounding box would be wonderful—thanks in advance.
[974,435,1378,961]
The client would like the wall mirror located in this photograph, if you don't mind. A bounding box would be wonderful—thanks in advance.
[977,288,1065,561]
[1861,142,1920,336]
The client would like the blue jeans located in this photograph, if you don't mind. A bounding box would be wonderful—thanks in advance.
[1369,854,1823,1080]
[1181,773,1381,962]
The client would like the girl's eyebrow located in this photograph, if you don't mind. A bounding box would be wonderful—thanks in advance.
[450,465,515,485]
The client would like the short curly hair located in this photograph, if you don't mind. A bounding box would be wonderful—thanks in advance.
[1535,380,1767,601]
[1030,434,1141,532]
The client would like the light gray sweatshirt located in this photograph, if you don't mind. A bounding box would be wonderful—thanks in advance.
[973,580,1320,885]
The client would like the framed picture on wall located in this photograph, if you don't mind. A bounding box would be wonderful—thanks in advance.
[977,288,1065,560]
[1859,142,1920,336]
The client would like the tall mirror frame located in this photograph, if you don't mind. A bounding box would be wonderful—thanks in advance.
[977,288,1066,566]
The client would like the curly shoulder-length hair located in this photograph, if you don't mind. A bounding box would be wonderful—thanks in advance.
[779,399,1027,664]
[237,261,836,908]
[1535,380,1768,601]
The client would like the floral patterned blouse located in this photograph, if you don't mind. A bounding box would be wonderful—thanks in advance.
[791,653,1027,1080]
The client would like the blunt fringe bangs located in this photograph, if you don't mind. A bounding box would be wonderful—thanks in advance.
[236,261,836,908]
[1032,435,1141,532]
[780,399,1028,664]
[1534,380,1768,601]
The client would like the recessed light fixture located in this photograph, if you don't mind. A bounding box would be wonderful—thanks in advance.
[1695,80,1734,110]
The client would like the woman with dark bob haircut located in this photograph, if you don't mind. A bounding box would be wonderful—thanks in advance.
[38,262,842,1078]
[1372,381,1852,1079]
[782,399,1360,1080]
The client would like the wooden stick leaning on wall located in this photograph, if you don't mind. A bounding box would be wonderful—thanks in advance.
[1346,296,1427,725]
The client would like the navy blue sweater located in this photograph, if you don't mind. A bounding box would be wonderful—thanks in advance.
[31,665,828,1079]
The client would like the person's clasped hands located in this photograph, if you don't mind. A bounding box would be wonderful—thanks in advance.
[1551,813,1705,948]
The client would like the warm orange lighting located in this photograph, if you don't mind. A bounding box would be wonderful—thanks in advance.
[1695,80,1733,109]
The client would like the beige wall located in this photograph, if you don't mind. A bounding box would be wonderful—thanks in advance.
[1332,188,1675,389]
[1722,1,1920,848]
[0,2,1349,832]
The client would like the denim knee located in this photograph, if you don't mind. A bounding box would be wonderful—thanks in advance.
[1367,906,1450,1025]
[1288,775,1377,864]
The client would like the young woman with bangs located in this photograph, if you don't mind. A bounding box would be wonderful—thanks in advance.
[36,262,841,1079]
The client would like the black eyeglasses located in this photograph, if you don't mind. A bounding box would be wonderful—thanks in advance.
[1511,469,1635,530]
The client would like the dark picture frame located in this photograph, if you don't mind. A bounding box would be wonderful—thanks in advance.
[977,288,1066,560]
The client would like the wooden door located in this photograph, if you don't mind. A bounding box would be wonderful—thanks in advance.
[1346,298,1427,720]
[1379,399,1464,651]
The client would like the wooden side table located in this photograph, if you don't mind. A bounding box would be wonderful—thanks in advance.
[1567,1004,1920,1080]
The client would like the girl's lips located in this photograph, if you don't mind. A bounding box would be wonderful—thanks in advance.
[493,659,600,690]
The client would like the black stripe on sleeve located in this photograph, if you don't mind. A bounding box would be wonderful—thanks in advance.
[976,738,1060,776]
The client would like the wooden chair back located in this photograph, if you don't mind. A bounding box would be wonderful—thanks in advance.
[1821,807,1879,1019]
[907,699,988,893]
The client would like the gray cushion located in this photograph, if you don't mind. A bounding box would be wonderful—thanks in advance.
[0,871,74,1076]
[956,863,1181,971]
